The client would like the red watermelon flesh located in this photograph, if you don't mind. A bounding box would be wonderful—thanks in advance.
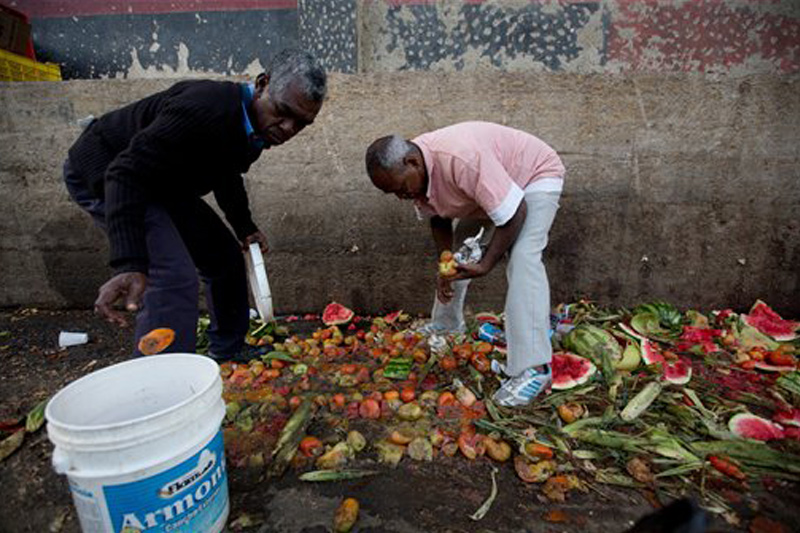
[742,300,799,341]
[641,339,665,365]
[552,352,596,390]
[785,427,800,441]
[774,408,800,428]
[664,359,692,385]
[728,413,785,441]
[475,312,502,325]
[753,361,796,373]
[322,302,354,326]
[384,311,402,324]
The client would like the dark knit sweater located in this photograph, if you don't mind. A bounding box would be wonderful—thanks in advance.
[68,80,262,274]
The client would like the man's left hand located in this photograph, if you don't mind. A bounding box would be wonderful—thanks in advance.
[453,261,490,280]
[243,231,269,254]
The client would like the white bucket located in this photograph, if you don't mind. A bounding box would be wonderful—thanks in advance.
[45,354,229,533]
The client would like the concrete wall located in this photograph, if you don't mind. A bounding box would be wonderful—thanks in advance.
[14,0,800,78]
[1,73,798,315]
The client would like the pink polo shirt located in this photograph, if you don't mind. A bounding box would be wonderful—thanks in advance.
[412,122,565,225]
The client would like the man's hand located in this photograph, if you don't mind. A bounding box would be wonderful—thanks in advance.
[453,261,490,281]
[94,272,147,327]
[243,230,269,254]
[437,262,490,303]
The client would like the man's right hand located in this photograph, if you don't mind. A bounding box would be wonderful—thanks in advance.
[94,272,147,326]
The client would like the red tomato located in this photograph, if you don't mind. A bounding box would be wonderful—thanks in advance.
[437,391,456,407]
[330,393,346,410]
[299,436,323,457]
[470,353,491,373]
[383,390,400,401]
[359,399,381,419]
[440,356,457,371]
[400,387,416,403]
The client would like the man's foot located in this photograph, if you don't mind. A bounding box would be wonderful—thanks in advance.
[209,344,264,363]
[492,365,552,407]
[416,321,465,336]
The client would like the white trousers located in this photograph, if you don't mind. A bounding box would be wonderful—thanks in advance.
[431,189,561,376]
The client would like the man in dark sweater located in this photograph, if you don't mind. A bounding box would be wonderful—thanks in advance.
[64,49,326,359]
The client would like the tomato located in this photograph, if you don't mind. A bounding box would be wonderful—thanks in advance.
[383,390,400,401]
[289,396,302,409]
[454,344,473,360]
[525,442,554,460]
[341,364,358,375]
[437,391,456,407]
[261,369,280,380]
[356,367,371,383]
[359,399,381,419]
[767,351,796,367]
[457,431,485,460]
[440,356,457,371]
[370,348,385,359]
[475,341,493,354]
[330,393,346,410]
[412,349,428,364]
[470,353,491,373]
[400,387,416,403]
[299,436,323,457]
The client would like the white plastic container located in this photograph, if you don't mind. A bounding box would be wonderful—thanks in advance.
[244,242,274,321]
[45,354,229,533]
[59,331,89,348]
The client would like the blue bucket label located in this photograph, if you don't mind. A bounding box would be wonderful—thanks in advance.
[103,429,227,533]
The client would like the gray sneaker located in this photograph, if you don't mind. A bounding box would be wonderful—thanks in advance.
[492,365,552,407]
[416,321,465,336]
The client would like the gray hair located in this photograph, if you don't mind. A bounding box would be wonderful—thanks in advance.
[365,134,413,175]
[266,48,327,103]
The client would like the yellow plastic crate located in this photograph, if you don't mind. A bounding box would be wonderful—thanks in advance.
[0,48,61,81]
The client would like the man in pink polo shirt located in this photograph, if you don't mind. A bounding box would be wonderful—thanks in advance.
[365,121,564,406]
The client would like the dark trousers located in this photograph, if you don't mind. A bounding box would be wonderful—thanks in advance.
[64,159,249,358]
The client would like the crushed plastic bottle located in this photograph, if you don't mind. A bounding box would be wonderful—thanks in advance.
[454,228,484,265]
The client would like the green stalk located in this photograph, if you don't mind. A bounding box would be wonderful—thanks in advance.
[299,469,378,482]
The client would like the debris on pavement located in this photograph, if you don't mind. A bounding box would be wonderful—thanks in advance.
[213,298,800,525]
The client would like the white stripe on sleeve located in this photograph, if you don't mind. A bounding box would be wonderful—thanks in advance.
[488,183,524,226]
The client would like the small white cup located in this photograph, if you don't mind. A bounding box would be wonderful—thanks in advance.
[59,331,89,348]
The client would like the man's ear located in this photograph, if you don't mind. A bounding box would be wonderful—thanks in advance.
[405,150,422,169]
[255,72,269,92]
